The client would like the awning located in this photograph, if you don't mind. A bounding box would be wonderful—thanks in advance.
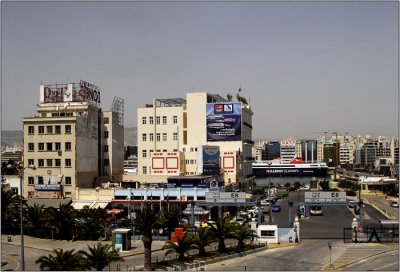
[91,201,110,209]
[183,204,209,215]
[72,201,94,210]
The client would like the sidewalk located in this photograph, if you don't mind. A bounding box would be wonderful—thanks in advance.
[1,234,165,257]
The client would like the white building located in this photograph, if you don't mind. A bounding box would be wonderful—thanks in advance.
[136,92,254,187]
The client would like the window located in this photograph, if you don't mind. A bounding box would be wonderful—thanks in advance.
[104,159,109,166]
[149,133,154,142]
[149,117,154,124]
[38,143,44,151]
[104,145,109,152]
[47,159,53,167]
[28,159,34,166]
[46,126,53,134]
[65,177,72,185]
[142,117,147,124]
[143,166,147,174]
[142,133,147,142]
[173,132,178,141]
[156,116,160,124]
[156,133,161,141]
[260,230,275,237]
[65,125,71,134]
[37,176,44,184]
[142,150,147,158]
[28,143,34,151]
[104,117,109,124]
[47,143,53,151]
[38,126,44,134]
[38,159,44,167]
[65,142,71,151]
[163,133,167,141]
[55,125,61,134]
[65,159,71,167]
[104,131,109,138]
[162,116,167,124]
[28,177,34,185]
[173,116,178,124]
[55,142,61,150]
[65,112,73,117]
[149,149,154,153]
[55,159,61,167]
[28,126,34,134]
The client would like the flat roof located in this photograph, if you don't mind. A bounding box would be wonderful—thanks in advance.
[155,98,186,107]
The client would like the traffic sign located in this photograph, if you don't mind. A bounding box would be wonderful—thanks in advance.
[305,191,346,203]
[205,192,246,203]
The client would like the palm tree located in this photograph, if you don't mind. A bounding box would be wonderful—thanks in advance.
[1,189,19,224]
[162,234,193,261]
[35,248,88,271]
[25,203,47,231]
[46,202,76,240]
[209,215,237,253]
[133,208,165,271]
[233,225,258,250]
[79,242,124,271]
[76,207,109,240]
[190,227,215,257]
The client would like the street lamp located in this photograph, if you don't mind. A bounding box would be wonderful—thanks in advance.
[267,161,272,224]
[7,163,36,271]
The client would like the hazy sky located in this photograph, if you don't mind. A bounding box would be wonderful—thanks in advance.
[2,1,398,140]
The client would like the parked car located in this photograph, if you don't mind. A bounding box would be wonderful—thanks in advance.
[235,217,245,226]
[348,201,357,208]
[271,204,281,212]
[389,201,399,208]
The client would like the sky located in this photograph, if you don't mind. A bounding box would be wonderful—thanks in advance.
[1,1,398,140]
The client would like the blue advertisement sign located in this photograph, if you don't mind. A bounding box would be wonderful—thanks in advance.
[115,233,123,251]
[206,103,242,141]
[202,146,220,175]
[34,184,62,191]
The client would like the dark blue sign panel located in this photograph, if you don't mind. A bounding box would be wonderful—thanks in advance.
[206,103,242,141]
[202,146,220,175]
[34,184,62,191]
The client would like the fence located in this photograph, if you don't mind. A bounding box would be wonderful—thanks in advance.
[343,226,399,243]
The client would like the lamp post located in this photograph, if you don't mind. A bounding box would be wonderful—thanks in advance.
[268,161,272,225]
[7,163,36,271]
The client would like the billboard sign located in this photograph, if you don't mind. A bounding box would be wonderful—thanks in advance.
[40,80,101,106]
[205,192,246,203]
[197,145,220,175]
[206,103,242,141]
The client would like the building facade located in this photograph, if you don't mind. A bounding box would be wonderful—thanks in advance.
[137,92,254,186]
[22,81,124,199]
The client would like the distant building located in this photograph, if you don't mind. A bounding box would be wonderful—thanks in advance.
[22,81,124,199]
[280,139,296,163]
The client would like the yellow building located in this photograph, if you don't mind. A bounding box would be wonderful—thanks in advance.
[22,81,124,199]
[136,92,254,188]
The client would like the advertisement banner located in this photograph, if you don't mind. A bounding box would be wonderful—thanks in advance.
[197,145,220,175]
[206,103,242,141]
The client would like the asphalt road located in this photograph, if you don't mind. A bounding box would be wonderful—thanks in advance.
[340,249,399,271]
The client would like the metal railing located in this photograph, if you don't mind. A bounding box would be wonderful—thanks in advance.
[343,226,399,243]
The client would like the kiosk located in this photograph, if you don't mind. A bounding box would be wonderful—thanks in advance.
[112,228,132,251]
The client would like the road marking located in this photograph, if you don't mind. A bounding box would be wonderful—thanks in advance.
[374,261,399,270]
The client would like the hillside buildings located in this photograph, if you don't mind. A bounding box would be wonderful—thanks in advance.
[22,81,124,199]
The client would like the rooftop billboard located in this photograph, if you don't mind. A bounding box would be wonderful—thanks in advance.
[206,103,242,141]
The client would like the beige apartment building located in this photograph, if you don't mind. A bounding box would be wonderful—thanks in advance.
[136,92,254,187]
[22,81,124,199]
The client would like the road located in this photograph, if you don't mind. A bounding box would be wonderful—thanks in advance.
[340,249,399,271]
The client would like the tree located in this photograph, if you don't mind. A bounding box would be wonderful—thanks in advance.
[232,225,258,250]
[208,215,236,253]
[25,203,47,236]
[133,208,165,270]
[76,207,109,240]
[46,202,76,240]
[35,248,88,271]
[79,243,124,271]
[1,189,19,224]
[190,227,215,257]
[162,234,193,261]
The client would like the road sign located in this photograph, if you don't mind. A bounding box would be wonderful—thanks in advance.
[205,192,246,203]
[305,191,346,203]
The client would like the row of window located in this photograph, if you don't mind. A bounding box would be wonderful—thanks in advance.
[142,116,178,125]
[28,176,72,185]
[28,142,72,151]
[27,158,72,167]
[141,149,178,158]
[28,125,72,135]
[142,132,178,142]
